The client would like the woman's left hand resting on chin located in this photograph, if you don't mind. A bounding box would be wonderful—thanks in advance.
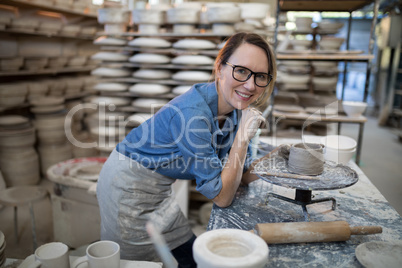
[212,107,266,208]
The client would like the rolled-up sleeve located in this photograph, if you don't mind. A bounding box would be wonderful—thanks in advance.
[169,108,223,199]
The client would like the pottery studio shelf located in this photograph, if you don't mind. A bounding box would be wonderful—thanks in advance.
[0,28,95,40]
[276,53,375,62]
[99,45,220,57]
[102,77,209,86]
[99,91,176,100]
[2,0,97,18]
[278,0,374,12]
[0,66,97,77]
[101,62,213,71]
[97,31,268,39]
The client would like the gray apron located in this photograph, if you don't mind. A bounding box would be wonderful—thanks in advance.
[97,149,194,261]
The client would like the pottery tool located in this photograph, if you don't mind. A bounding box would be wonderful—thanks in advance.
[146,221,176,268]
[251,221,382,244]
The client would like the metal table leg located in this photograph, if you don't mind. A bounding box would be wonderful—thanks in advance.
[355,122,365,166]
[14,206,18,244]
[28,202,38,251]
[266,189,337,222]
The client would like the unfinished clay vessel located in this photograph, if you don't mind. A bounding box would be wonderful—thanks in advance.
[288,143,324,175]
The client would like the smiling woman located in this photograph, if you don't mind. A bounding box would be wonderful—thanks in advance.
[96,32,277,268]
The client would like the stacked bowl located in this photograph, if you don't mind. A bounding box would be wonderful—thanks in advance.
[98,8,130,33]
[0,115,40,186]
[320,135,357,164]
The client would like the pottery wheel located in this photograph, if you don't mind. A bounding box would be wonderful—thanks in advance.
[355,241,402,268]
[254,154,358,191]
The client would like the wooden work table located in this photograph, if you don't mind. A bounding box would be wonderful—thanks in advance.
[207,137,402,267]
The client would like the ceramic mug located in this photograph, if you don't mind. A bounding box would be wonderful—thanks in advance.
[28,242,70,268]
[72,240,120,268]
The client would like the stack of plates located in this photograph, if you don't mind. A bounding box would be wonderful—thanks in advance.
[0,228,6,267]
[30,96,66,114]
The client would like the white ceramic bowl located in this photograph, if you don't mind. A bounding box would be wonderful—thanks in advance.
[324,147,356,164]
[98,8,130,24]
[167,8,199,24]
[132,9,164,25]
[193,229,269,268]
[238,3,270,20]
[319,37,345,50]
[320,135,357,151]
[342,101,367,117]
[207,6,241,23]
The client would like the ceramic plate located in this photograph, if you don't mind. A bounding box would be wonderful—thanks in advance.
[0,115,29,126]
[128,37,171,48]
[94,36,127,46]
[172,71,211,81]
[133,69,172,80]
[87,96,131,106]
[31,104,66,114]
[355,241,402,268]
[30,96,65,107]
[172,85,192,95]
[91,52,129,62]
[173,39,216,50]
[171,55,214,65]
[129,84,171,96]
[129,53,171,64]
[94,83,129,92]
[131,98,169,110]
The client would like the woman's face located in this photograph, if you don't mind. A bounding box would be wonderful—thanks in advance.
[217,42,269,115]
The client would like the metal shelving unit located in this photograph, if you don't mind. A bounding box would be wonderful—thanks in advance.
[271,0,379,166]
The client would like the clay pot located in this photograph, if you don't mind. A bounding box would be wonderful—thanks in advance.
[288,143,324,175]
[0,148,40,186]
[0,127,36,147]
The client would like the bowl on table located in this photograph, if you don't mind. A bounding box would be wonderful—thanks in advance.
[320,135,357,164]
[342,101,367,117]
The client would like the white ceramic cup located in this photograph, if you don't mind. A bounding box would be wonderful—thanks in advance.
[28,242,70,268]
[72,240,120,268]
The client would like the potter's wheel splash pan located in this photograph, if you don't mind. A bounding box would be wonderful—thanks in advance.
[253,155,358,191]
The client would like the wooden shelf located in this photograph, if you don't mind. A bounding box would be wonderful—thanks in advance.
[278,0,374,12]
[99,45,220,57]
[99,91,176,99]
[97,31,268,39]
[0,28,95,40]
[2,0,97,18]
[103,77,208,86]
[272,111,367,123]
[277,53,374,62]
[0,66,96,77]
[100,62,213,71]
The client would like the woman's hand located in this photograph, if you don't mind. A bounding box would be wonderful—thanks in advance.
[239,107,266,143]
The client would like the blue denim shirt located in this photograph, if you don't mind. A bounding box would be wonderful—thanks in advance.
[117,82,252,199]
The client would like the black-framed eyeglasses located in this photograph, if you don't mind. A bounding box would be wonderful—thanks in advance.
[225,62,272,87]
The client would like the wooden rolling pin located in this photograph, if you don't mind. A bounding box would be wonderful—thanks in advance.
[252,221,382,244]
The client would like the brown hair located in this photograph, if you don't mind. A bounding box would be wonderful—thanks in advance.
[214,32,277,107]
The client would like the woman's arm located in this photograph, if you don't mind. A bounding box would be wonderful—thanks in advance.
[212,108,265,207]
